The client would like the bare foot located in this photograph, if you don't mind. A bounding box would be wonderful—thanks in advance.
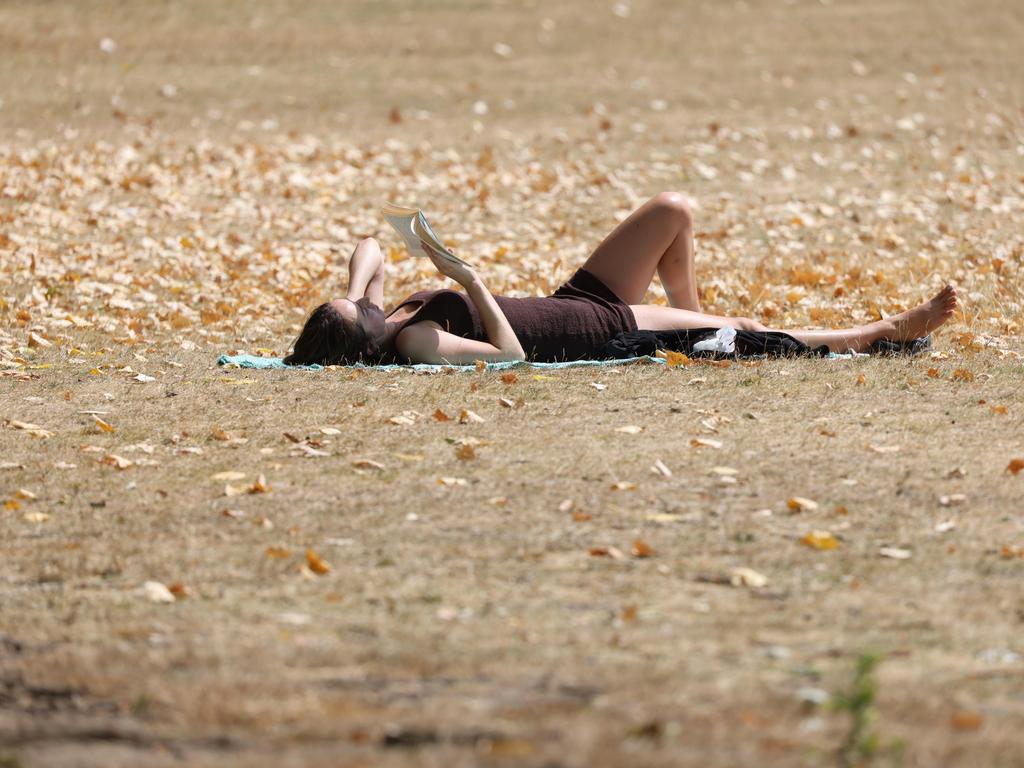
[877,285,958,342]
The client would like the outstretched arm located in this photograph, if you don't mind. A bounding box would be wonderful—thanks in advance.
[344,237,385,307]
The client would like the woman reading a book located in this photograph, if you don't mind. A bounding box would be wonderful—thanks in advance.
[284,193,957,366]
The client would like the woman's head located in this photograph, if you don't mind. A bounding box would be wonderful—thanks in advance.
[283,298,385,366]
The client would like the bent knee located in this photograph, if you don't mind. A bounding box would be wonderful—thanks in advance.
[734,317,768,332]
[650,191,693,227]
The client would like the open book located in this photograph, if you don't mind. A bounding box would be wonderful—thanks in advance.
[381,203,471,267]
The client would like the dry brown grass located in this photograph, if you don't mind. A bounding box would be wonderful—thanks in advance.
[2,1,1024,766]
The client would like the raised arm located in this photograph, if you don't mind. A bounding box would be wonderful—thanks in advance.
[344,237,385,307]
[396,243,526,365]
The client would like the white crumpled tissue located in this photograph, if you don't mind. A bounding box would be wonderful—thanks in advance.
[692,326,737,355]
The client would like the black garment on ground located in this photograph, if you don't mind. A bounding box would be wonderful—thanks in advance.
[599,328,931,359]
[599,328,829,359]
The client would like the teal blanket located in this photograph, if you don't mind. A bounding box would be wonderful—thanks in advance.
[216,354,663,372]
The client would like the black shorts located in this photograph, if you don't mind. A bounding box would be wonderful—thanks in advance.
[551,268,638,333]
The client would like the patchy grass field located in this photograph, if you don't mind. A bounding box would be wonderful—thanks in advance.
[2,1,1024,766]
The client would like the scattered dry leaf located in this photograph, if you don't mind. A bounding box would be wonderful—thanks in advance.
[662,350,692,367]
[249,474,270,493]
[879,546,912,559]
[142,581,175,603]
[631,539,656,558]
[352,458,385,471]
[730,567,768,588]
[787,497,819,512]
[950,712,984,731]
[650,459,672,477]
[8,420,53,439]
[867,444,901,454]
[800,530,839,550]
[92,415,115,433]
[690,437,722,449]
[306,548,331,575]
[28,331,52,348]
[609,481,637,491]
[168,582,190,598]
[211,470,246,482]
[100,454,133,470]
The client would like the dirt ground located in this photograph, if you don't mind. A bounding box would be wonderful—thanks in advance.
[2,1,1023,766]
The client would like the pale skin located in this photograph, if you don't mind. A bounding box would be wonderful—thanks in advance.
[331,193,959,364]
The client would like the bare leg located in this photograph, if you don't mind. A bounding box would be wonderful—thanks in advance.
[580,192,702,310]
[631,285,959,353]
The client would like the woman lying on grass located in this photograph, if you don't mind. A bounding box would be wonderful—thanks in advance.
[284,193,958,365]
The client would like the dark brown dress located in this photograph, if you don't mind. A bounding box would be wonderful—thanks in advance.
[388,268,638,362]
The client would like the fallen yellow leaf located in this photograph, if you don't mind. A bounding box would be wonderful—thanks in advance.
[800,530,839,550]
[459,409,485,424]
[787,496,819,512]
[950,711,984,731]
[631,539,656,558]
[100,454,133,470]
[249,474,270,494]
[662,350,692,367]
[92,415,115,433]
[306,548,331,575]
[690,437,722,449]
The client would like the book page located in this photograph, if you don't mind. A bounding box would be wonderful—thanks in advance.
[381,203,425,257]
[381,203,471,266]
[413,211,471,266]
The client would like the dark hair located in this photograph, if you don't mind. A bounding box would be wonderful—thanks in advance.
[283,302,377,366]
